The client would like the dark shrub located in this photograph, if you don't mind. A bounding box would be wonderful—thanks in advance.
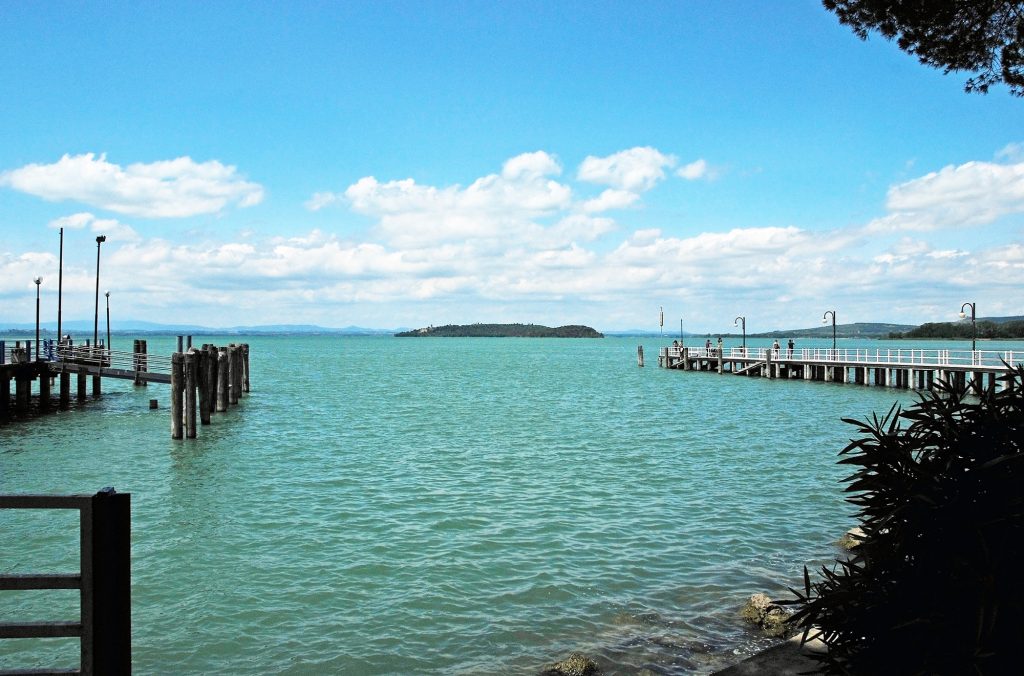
[785,366,1024,675]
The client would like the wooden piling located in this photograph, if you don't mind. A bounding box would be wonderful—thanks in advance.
[682,347,689,370]
[38,369,51,411]
[228,345,241,405]
[765,350,773,379]
[15,377,30,413]
[171,352,184,440]
[637,345,644,367]
[1,376,10,420]
[92,374,101,398]
[77,371,87,400]
[197,349,211,426]
[242,343,250,392]
[205,345,217,415]
[216,348,229,413]
[184,350,197,439]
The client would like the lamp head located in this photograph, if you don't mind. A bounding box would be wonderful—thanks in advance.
[105,290,110,298]
[33,276,41,285]
[96,235,106,244]
[959,311,966,319]
[822,318,828,325]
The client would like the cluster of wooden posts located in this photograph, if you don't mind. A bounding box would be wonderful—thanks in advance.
[170,343,250,439]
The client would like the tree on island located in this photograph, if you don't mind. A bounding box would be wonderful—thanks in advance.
[824,0,1024,96]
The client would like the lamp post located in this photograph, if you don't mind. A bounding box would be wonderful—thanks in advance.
[959,301,976,353]
[822,310,836,358]
[93,235,106,347]
[734,315,746,353]
[679,318,684,347]
[34,277,42,359]
[659,306,664,336]
[105,291,111,352]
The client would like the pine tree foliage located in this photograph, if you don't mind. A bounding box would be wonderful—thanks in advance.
[824,0,1024,96]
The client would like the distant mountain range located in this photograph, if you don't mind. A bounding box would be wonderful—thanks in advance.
[0,320,401,336]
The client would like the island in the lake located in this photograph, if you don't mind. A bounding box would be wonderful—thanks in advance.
[395,323,604,338]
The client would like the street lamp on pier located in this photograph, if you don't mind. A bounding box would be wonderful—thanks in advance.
[679,318,684,346]
[734,316,746,352]
[34,277,42,359]
[822,310,836,358]
[959,301,977,353]
[93,235,106,347]
[105,291,111,353]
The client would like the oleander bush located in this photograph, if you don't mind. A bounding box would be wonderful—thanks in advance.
[784,365,1024,675]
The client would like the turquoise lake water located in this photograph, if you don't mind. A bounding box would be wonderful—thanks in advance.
[1,334,1012,674]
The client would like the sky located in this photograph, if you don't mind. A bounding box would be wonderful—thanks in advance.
[1,1,1022,332]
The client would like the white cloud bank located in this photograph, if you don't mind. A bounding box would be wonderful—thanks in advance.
[0,153,264,218]
[5,147,1024,329]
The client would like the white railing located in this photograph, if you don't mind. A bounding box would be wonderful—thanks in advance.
[664,346,1020,369]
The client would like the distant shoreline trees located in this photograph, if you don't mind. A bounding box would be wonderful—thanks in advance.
[395,323,604,338]
[889,320,1024,340]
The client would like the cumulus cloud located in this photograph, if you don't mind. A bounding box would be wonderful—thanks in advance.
[577,146,677,192]
[343,151,573,246]
[677,159,711,180]
[870,159,1024,231]
[0,153,264,218]
[47,212,140,242]
[305,191,341,211]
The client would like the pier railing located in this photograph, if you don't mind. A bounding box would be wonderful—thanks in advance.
[0,488,131,675]
[55,344,172,375]
[670,346,1020,369]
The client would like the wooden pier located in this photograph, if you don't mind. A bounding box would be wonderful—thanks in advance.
[1,338,250,438]
[658,345,1022,392]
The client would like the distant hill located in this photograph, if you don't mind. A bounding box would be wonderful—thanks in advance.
[395,323,603,338]
[749,322,916,339]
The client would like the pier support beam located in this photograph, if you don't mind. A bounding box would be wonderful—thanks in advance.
[92,374,101,398]
[242,344,250,392]
[15,376,30,414]
[198,349,211,426]
[77,371,87,400]
[1,376,9,420]
[681,348,689,370]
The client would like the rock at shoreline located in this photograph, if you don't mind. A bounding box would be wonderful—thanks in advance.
[837,527,865,550]
[740,593,791,638]
[539,652,602,676]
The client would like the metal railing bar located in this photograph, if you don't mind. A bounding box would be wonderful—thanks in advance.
[0,574,81,591]
[0,622,82,639]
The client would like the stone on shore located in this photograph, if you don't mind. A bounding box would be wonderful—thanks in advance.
[837,526,865,550]
[539,652,602,676]
[739,593,791,638]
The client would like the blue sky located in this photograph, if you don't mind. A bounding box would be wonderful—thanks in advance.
[2,1,1022,331]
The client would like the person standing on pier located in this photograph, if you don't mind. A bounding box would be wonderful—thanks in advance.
[787,338,794,358]
[772,339,780,357]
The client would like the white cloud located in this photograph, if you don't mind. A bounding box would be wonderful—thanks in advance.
[46,212,140,242]
[305,191,341,211]
[343,151,573,247]
[0,153,264,218]
[873,159,1024,231]
[677,159,709,180]
[577,146,676,191]
[581,188,640,213]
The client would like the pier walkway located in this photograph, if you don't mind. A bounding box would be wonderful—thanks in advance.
[658,345,1022,391]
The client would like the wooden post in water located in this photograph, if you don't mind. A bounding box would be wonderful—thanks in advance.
[15,375,30,413]
[77,371,87,400]
[0,375,9,421]
[242,343,250,392]
[205,345,217,416]
[197,349,211,426]
[184,350,198,439]
[38,367,50,411]
[765,350,773,379]
[682,347,689,370]
[170,352,184,440]
[59,370,70,408]
[637,345,644,367]
[216,348,229,413]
